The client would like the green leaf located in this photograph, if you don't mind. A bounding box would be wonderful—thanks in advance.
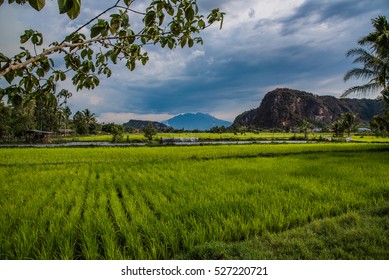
[144,11,156,26]
[110,49,120,64]
[141,36,147,44]
[91,19,109,37]
[87,48,93,60]
[0,52,9,62]
[158,12,165,26]
[67,0,81,20]
[188,38,194,48]
[121,13,129,27]
[48,58,54,67]
[185,6,194,22]
[58,0,73,14]
[20,34,29,44]
[81,49,88,59]
[180,37,186,48]
[166,6,174,16]
[20,30,33,44]
[9,94,22,107]
[36,68,45,78]
[141,56,148,66]
[29,0,45,11]
[90,25,102,38]
[127,29,135,44]
[219,15,224,29]
[93,76,99,87]
[170,22,181,36]
[41,59,50,72]
[4,71,15,84]
[198,19,205,29]
[31,33,43,46]
[127,59,136,71]
[123,0,131,6]
[60,71,66,81]
[110,22,120,34]
[167,38,175,49]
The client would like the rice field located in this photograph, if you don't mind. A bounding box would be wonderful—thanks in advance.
[0,143,388,259]
[58,131,389,144]
[59,132,334,142]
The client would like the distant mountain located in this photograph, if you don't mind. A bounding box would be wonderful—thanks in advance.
[123,119,170,131]
[162,113,232,131]
[232,88,384,129]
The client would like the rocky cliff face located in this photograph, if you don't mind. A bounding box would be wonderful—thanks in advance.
[233,88,384,129]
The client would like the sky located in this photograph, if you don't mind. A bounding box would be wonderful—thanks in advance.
[1,0,388,123]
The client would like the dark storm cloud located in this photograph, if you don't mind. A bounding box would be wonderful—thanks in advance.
[1,0,388,122]
[279,0,389,36]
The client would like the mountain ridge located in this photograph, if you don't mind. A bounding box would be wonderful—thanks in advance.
[232,88,384,129]
[123,119,170,131]
[162,112,232,131]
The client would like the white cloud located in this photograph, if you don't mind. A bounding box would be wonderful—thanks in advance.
[1,0,388,124]
[190,50,205,60]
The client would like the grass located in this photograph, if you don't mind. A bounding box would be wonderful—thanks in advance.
[0,143,388,259]
[350,135,389,143]
[180,204,389,260]
[58,132,335,142]
[55,131,389,144]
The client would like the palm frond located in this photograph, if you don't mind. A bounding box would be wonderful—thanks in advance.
[343,67,376,82]
[344,16,389,101]
[342,82,380,97]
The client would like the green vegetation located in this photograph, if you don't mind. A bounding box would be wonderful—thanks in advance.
[1,143,388,260]
[144,122,157,141]
[343,15,389,102]
[1,1,224,139]
[57,131,389,143]
[58,131,332,143]
[0,1,224,112]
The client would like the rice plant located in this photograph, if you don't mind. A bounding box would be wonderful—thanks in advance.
[0,143,388,259]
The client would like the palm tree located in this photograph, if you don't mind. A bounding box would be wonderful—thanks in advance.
[343,48,388,96]
[342,112,356,138]
[57,89,72,137]
[359,16,389,58]
[332,120,344,138]
[34,89,58,131]
[57,89,73,137]
[73,111,88,135]
[300,120,310,140]
[343,16,389,102]
[57,89,72,107]
[82,109,97,134]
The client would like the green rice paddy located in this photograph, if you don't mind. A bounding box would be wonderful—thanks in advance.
[58,132,389,144]
[0,143,388,259]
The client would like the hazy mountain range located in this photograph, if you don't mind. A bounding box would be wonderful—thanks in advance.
[122,113,232,131]
[123,88,384,131]
[162,113,232,130]
[123,120,170,131]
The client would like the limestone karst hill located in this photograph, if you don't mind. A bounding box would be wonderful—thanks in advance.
[232,88,384,129]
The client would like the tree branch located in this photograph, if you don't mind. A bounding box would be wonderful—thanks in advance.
[1,37,107,77]
[60,0,121,45]
[0,31,164,78]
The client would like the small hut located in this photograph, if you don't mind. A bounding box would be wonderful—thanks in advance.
[26,130,53,143]
[58,128,73,136]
